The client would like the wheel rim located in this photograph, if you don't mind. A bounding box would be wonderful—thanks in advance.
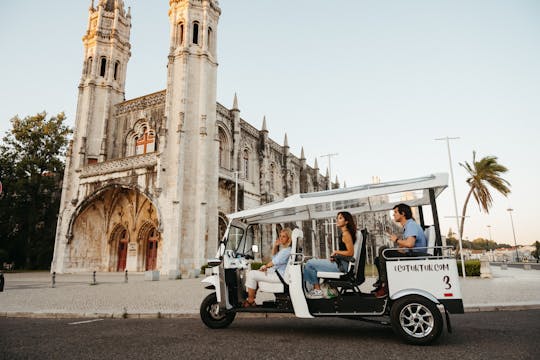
[399,302,435,338]
[208,302,226,320]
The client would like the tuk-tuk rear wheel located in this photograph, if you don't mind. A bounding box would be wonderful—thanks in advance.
[200,292,236,329]
[390,295,443,345]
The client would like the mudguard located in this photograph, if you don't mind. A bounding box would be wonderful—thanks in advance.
[391,288,440,304]
[201,275,220,301]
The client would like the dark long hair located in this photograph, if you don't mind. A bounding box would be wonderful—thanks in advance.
[337,211,357,244]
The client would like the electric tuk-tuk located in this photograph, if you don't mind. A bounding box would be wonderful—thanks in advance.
[199,173,464,344]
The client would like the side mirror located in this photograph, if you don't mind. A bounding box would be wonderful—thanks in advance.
[251,244,259,253]
[207,258,222,267]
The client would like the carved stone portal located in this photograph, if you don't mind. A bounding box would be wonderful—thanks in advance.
[68,187,160,272]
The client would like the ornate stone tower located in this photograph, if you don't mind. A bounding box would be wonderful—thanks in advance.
[77,0,131,164]
[51,0,132,271]
[158,0,221,278]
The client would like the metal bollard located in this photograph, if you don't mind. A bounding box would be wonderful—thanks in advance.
[0,271,4,292]
[124,269,128,283]
[51,272,56,288]
[92,271,97,285]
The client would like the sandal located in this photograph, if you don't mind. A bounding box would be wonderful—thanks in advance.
[242,299,256,308]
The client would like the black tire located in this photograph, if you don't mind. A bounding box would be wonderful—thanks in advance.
[200,292,236,329]
[390,295,443,345]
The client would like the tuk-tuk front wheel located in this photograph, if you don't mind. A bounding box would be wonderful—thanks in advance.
[390,295,443,345]
[200,292,236,329]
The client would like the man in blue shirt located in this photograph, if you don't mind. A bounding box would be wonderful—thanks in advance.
[373,203,427,298]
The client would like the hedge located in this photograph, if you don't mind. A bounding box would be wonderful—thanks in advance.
[457,260,481,277]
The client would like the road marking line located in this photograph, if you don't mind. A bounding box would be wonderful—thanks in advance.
[68,319,104,325]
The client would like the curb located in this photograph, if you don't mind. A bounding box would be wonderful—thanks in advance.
[464,304,540,312]
[2,305,540,319]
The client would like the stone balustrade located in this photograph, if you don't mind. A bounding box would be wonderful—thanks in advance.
[80,153,158,178]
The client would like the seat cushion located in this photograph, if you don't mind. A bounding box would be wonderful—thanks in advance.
[259,281,284,293]
[317,271,345,279]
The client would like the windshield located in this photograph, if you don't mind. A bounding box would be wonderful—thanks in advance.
[225,225,245,252]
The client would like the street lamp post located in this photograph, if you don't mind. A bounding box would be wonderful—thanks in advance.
[507,208,519,262]
[487,225,492,251]
[435,136,466,278]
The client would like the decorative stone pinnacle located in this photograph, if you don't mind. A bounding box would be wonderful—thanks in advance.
[232,93,239,110]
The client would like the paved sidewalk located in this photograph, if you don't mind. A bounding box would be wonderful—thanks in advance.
[1,264,539,318]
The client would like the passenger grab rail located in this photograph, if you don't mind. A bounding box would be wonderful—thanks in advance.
[289,252,304,265]
[381,246,455,260]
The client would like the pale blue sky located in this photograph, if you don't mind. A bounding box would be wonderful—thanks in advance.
[1,1,539,245]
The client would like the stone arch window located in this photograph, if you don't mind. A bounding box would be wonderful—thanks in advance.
[126,121,157,156]
[86,57,93,76]
[113,61,120,80]
[218,214,228,241]
[242,149,249,180]
[177,22,184,45]
[192,21,200,44]
[100,57,107,77]
[207,27,213,52]
[290,172,298,194]
[218,127,230,169]
[269,163,276,191]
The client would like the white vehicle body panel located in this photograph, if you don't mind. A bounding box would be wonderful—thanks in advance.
[387,258,462,300]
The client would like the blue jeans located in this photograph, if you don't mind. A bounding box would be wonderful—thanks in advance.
[303,258,340,285]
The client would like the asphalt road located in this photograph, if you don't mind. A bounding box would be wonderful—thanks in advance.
[1,310,539,359]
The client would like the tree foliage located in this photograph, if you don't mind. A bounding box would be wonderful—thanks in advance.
[459,151,511,241]
[445,230,512,251]
[0,112,71,269]
[532,241,540,261]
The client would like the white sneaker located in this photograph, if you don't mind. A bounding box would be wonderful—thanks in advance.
[306,289,323,299]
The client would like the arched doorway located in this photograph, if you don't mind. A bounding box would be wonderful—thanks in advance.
[145,228,159,270]
[117,229,129,271]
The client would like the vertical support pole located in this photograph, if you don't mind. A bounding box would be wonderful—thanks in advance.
[429,188,442,256]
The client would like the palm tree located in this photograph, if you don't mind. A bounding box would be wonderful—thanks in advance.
[459,151,511,240]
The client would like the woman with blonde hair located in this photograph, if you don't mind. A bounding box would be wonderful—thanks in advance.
[243,227,292,307]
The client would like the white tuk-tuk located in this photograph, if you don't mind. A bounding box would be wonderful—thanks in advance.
[200,173,464,344]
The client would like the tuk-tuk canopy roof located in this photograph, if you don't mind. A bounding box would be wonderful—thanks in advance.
[228,173,448,224]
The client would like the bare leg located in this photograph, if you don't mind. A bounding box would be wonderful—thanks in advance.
[247,287,256,303]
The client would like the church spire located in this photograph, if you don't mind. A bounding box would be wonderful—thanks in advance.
[261,116,268,132]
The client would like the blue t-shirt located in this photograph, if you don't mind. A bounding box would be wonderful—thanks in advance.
[402,219,427,253]
[271,247,291,276]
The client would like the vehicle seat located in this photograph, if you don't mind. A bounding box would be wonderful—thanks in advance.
[316,229,368,292]
[424,226,436,255]
[258,228,302,293]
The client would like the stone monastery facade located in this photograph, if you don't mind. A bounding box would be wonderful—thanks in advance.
[52,0,330,278]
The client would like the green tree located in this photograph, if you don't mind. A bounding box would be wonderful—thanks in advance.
[459,151,511,241]
[532,241,540,262]
[0,112,71,269]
